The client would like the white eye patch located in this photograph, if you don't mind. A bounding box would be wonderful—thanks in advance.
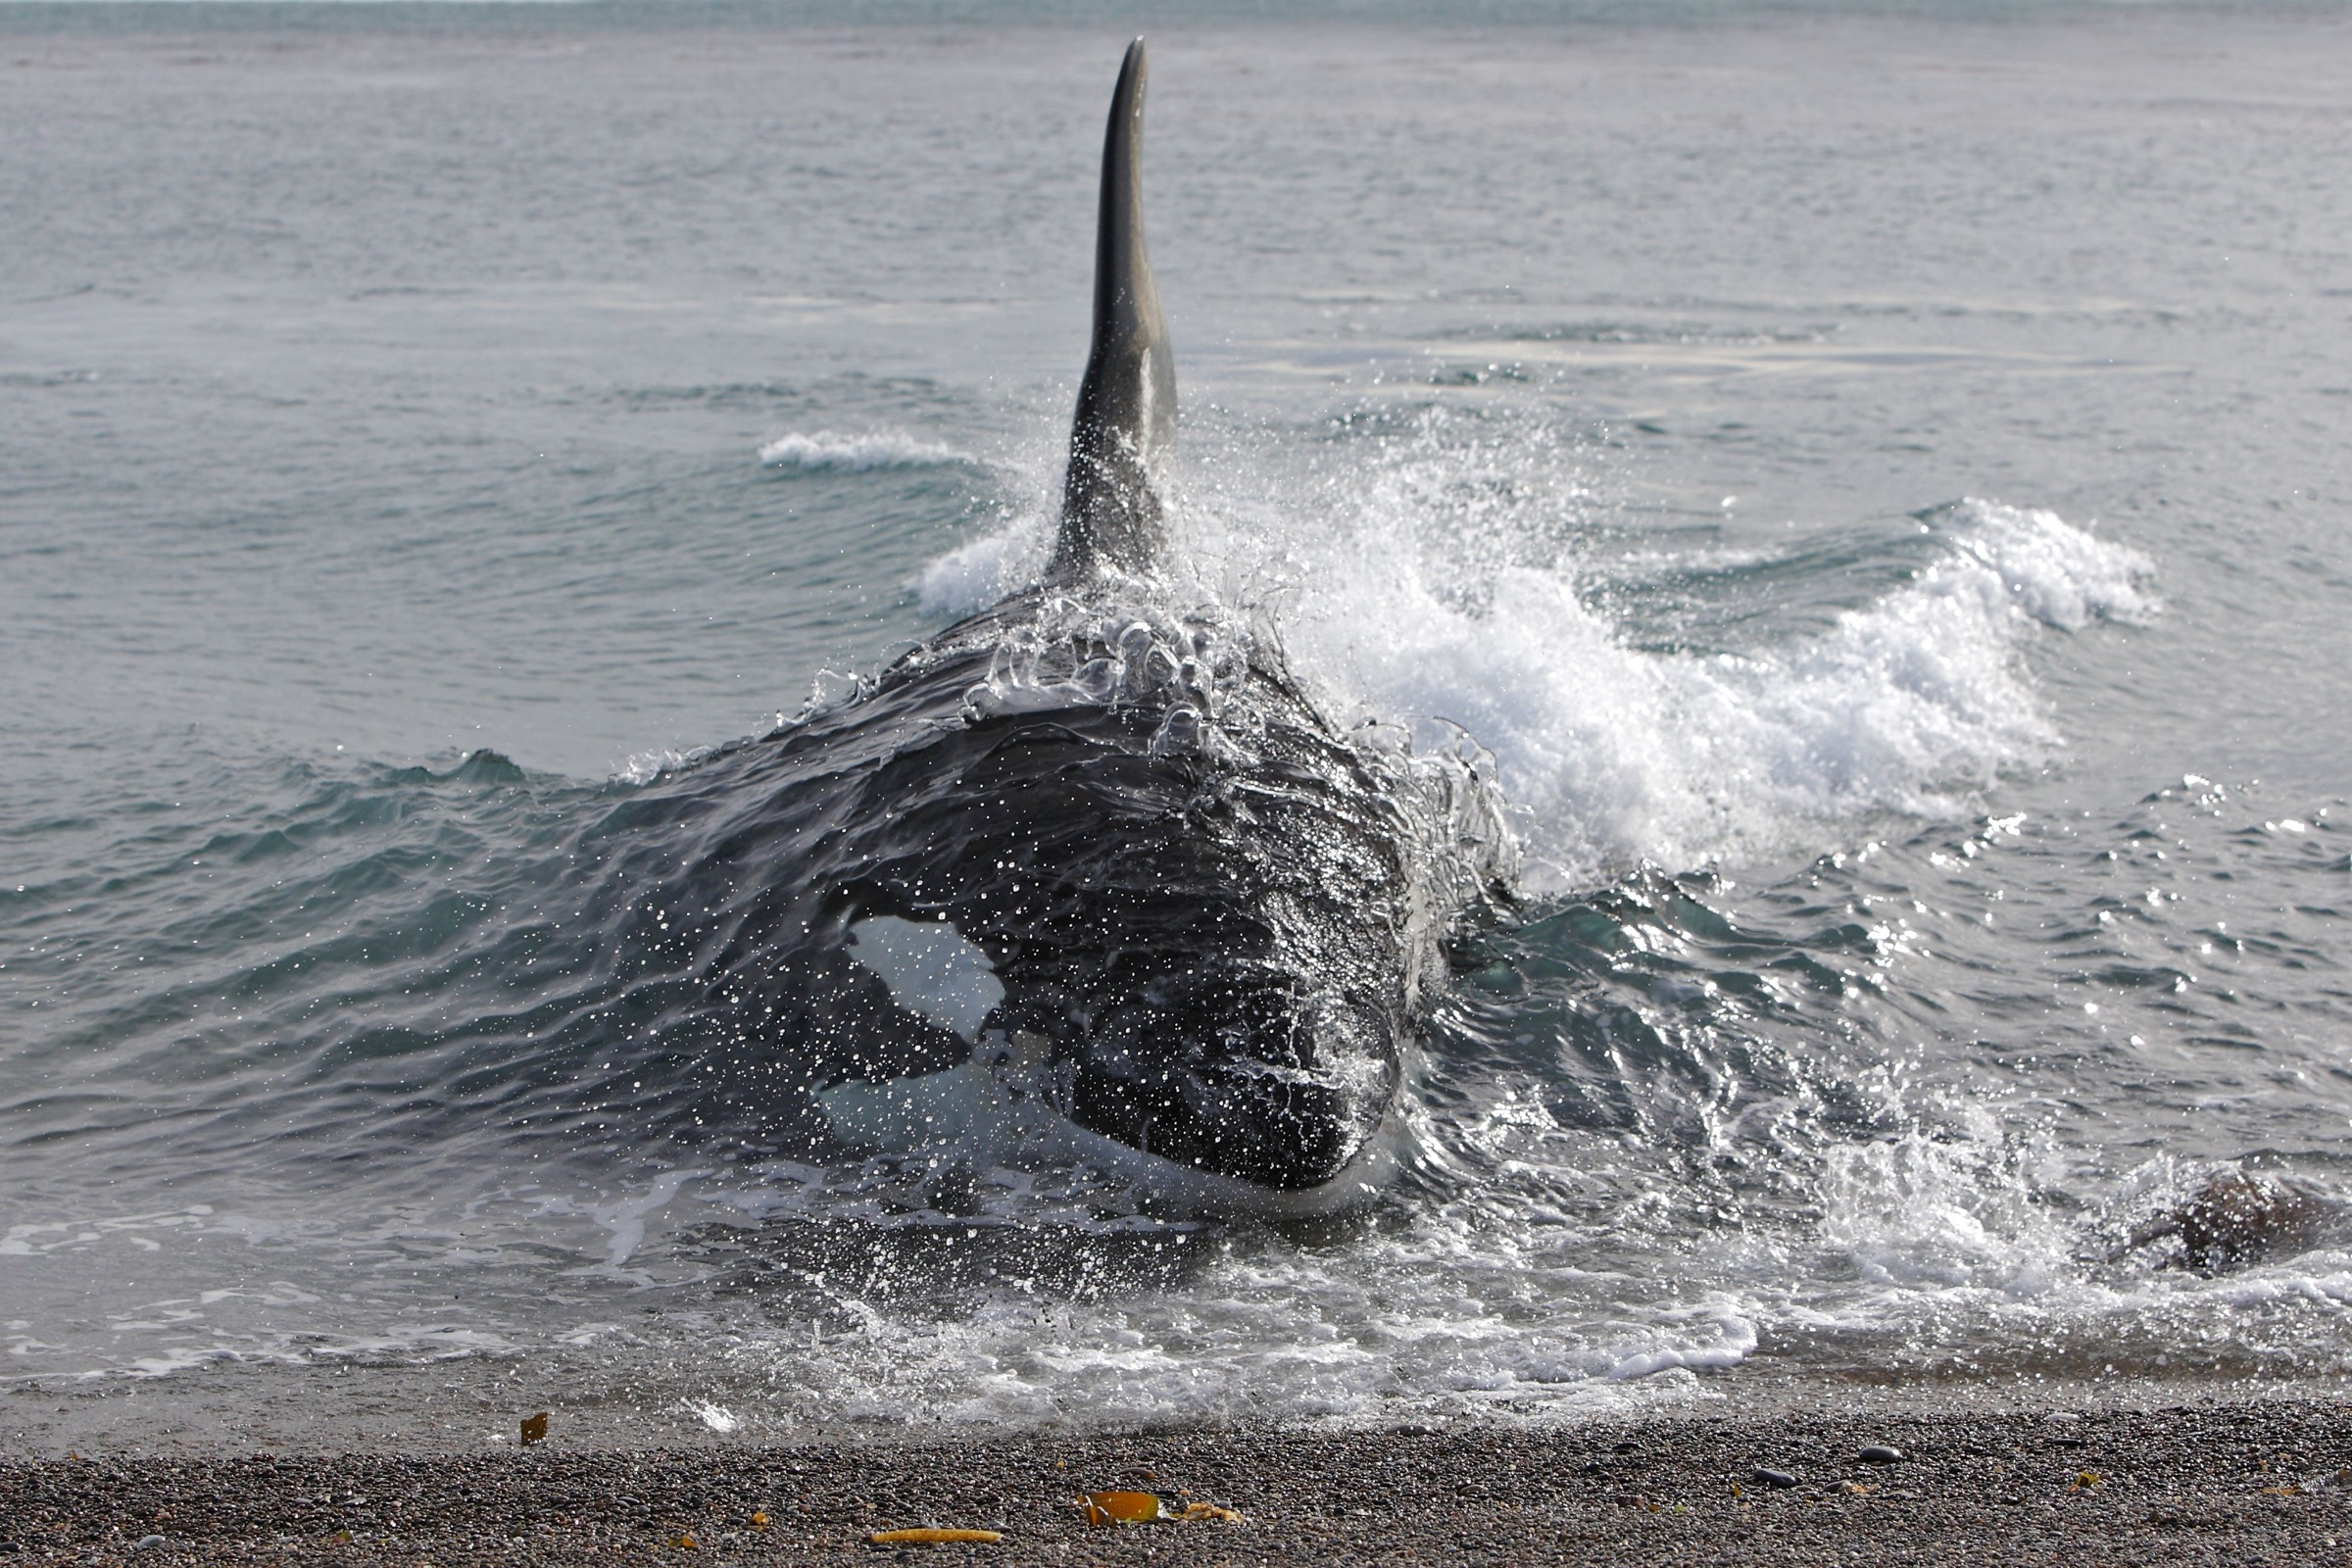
[847,914,1004,1042]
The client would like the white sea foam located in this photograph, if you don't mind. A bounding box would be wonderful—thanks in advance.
[1,1206,215,1255]
[684,1398,740,1434]
[757,428,966,472]
[17,1139,2345,1426]
[564,1168,712,1271]
[613,745,714,786]
[915,515,1050,616]
[682,1226,1754,1427]
[1276,495,2154,888]
[1814,1124,2076,1296]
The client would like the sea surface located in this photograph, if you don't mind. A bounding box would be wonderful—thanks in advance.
[4,1,2351,1448]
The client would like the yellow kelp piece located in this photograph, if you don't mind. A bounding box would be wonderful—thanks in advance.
[1078,1493,1243,1526]
[1079,1491,1170,1525]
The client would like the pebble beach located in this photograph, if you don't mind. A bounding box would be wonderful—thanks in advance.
[7,1395,2351,1565]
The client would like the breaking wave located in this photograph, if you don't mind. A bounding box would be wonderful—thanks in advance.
[758,428,968,472]
[1292,495,2155,887]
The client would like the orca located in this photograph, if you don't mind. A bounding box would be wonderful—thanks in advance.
[610,40,1512,1213]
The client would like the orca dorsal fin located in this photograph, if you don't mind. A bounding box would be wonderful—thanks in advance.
[1047,38,1176,584]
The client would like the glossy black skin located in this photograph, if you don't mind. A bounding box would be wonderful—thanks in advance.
[1051,38,1177,583]
[612,595,1436,1190]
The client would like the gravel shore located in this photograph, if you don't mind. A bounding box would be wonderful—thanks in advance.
[7,1396,2352,1565]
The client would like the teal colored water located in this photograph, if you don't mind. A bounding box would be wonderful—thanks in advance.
[3,6,2350,1435]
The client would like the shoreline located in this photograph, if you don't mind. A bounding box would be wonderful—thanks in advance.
[7,1389,2352,1564]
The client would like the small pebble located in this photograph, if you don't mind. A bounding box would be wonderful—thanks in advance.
[1753,1467,1799,1490]
[1859,1445,1905,1464]
[133,1537,166,1552]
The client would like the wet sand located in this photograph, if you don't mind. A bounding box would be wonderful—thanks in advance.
[7,1394,2352,1565]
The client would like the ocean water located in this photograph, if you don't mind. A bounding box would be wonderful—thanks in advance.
[4,4,2351,1446]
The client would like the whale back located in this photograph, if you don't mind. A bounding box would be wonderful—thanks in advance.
[1048,38,1177,583]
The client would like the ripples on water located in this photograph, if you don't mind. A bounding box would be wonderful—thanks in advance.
[4,10,2351,1436]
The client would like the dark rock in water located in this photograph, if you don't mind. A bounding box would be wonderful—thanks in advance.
[2130,1170,2326,1274]
[1858,1445,1904,1465]
[1752,1467,1799,1489]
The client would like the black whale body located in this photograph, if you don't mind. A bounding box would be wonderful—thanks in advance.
[599,41,1510,1204]
[625,597,1474,1194]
